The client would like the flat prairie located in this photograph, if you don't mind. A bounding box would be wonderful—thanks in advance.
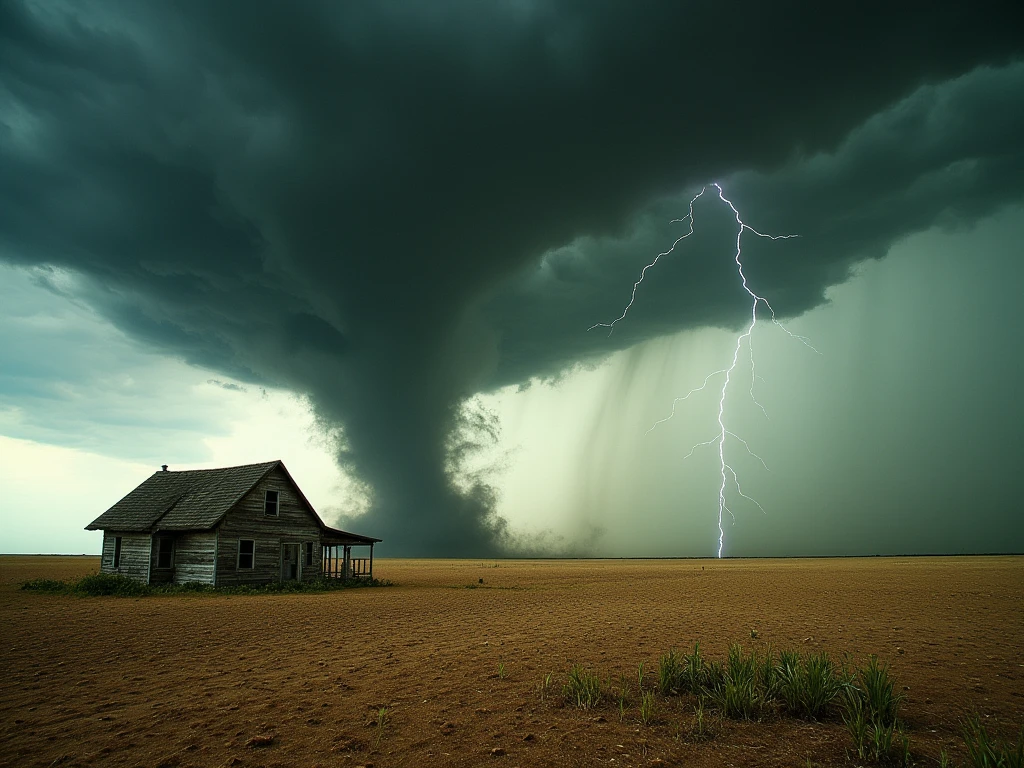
[1,556,1022,768]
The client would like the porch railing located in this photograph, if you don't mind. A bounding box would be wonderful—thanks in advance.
[322,557,373,579]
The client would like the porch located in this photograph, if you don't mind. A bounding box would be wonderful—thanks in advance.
[322,526,381,581]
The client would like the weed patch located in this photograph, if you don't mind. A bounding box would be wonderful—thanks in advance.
[962,713,1024,768]
[777,650,846,720]
[563,664,603,710]
[21,573,393,597]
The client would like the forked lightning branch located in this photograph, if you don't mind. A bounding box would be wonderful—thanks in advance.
[591,183,816,557]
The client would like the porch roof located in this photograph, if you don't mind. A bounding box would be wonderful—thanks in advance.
[322,525,381,546]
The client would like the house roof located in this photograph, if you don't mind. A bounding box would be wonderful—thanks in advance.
[84,461,379,546]
[86,461,282,532]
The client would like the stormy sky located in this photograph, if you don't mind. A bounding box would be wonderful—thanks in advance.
[2,1,1023,556]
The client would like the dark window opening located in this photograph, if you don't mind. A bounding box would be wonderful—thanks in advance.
[305,541,314,567]
[238,539,255,570]
[113,536,122,568]
[156,537,174,569]
[264,490,280,516]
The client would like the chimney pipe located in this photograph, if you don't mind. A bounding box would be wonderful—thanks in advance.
[161,465,169,472]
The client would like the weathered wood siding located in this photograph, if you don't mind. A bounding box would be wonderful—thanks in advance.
[215,466,323,585]
[100,531,150,583]
[172,532,217,585]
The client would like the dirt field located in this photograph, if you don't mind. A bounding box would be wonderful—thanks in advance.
[1,556,1021,768]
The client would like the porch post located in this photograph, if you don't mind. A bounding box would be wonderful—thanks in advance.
[343,545,350,582]
[369,542,374,579]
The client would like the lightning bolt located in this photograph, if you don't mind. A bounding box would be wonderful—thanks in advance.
[592,183,815,557]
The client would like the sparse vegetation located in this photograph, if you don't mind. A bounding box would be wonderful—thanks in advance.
[961,713,1024,768]
[841,655,910,765]
[6,561,1015,768]
[553,640,975,767]
[703,644,759,720]
[373,706,390,750]
[681,642,708,695]
[615,674,630,721]
[563,664,603,709]
[687,698,716,742]
[21,573,392,597]
[658,648,685,695]
[776,649,846,720]
[539,672,554,702]
[639,689,656,726]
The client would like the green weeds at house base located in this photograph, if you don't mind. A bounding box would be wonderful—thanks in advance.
[22,573,392,597]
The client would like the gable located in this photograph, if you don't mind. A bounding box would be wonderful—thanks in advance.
[156,462,281,530]
[226,464,324,529]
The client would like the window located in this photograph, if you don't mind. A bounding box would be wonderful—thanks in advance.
[156,537,174,569]
[264,490,280,517]
[238,539,255,570]
[305,541,314,567]
[113,536,122,568]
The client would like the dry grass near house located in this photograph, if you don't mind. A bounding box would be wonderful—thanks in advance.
[1,555,1022,767]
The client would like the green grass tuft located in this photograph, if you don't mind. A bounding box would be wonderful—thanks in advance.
[658,648,685,695]
[20,578,71,593]
[842,656,910,765]
[777,650,845,720]
[639,690,656,726]
[563,664,603,710]
[681,642,708,695]
[962,713,1024,768]
[706,644,769,720]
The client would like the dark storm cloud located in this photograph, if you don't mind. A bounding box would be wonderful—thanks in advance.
[487,62,1024,385]
[1,0,1022,554]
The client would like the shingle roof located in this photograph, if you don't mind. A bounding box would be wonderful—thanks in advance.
[86,461,281,532]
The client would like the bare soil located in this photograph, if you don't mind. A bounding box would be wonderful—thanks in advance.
[1,556,1022,768]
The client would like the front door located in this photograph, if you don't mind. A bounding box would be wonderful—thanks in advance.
[280,543,300,581]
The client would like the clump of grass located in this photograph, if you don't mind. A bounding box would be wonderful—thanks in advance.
[704,659,726,696]
[711,676,761,720]
[637,660,647,691]
[962,713,1024,768]
[842,656,909,765]
[777,650,846,720]
[563,664,603,710]
[757,644,781,700]
[73,573,151,597]
[707,644,768,720]
[658,648,685,695]
[497,662,507,680]
[20,578,72,593]
[857,655,904,727]
[681,642,708,695]
[639,690,656,726]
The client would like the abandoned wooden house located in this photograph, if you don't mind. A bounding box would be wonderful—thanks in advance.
[85,460,380,586]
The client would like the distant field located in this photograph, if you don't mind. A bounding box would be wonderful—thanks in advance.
[1,556,1021,768]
